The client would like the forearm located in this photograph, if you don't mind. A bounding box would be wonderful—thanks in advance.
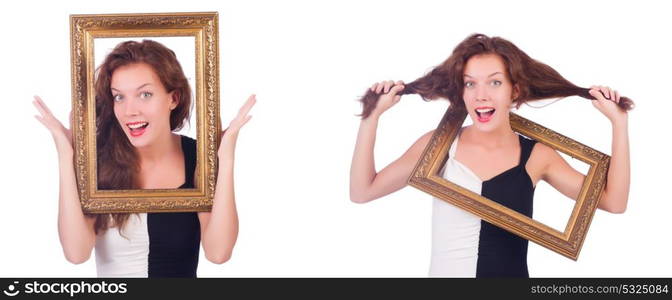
[349,116,380,203]
[601,118,630,213]
[56,151,95,263]
[202,135,240,263]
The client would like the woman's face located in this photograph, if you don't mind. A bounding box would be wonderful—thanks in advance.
[111,63,177,148]
[462,53,518,132]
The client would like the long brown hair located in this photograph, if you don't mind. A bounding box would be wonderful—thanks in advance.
[92,40,192,234]
[358,33,634,119]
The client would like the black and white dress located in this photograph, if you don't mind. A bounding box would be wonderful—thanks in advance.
[95,136,201,277]
[430,129,537,277]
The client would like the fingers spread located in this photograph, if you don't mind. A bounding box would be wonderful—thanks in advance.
[33,100,48,118]
[241,115,252,126]
[34,95,54,115]
[238,94,256,116]
[34,115,47,126]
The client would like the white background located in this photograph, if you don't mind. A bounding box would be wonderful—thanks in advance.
[1,0,670,277]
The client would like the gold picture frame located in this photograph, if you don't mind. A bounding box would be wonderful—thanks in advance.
[408,105,610,260]
[69,12,220,213]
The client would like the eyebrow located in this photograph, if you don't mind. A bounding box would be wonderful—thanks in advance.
[111,83,152,92]
[463,72,503,78]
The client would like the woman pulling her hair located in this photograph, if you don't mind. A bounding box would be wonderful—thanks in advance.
[350,33,631,277]
[33,40,255,277]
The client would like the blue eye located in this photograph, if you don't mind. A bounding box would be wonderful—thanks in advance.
[491,80,502,86]
[113,94,123,102]
[140,92,153,99]
[464,81,474,88]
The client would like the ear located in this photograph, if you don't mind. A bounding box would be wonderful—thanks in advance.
[169,91,179,110]
[512,83,520,100]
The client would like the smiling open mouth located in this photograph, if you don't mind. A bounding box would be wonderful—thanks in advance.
[127,122,149,137]
[475,107,495,122]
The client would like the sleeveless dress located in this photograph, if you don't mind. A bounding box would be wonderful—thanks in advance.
[95,136,201,277]
[429,129,537,278]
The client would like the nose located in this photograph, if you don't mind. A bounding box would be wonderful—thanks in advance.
[475,85,489,102]
[123,97,140,116]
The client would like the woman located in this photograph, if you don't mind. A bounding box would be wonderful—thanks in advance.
[33,40,255,277]
[350,34,631,277]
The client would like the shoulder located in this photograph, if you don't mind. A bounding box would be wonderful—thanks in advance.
[417,129,435,144]
[527,141,564,181]
[395,129,435,165]
[529,142,560,162]
[408,130,435,153]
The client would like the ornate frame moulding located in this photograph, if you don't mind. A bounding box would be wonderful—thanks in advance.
[408,104,609,260]
[70,12,221,213]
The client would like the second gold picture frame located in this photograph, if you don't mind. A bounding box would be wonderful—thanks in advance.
[409,104,610,260]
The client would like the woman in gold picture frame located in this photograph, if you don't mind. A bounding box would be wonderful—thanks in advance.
[33,39,256,277]
[349,33,632,277]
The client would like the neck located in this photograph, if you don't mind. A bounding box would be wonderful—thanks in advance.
[464,121,517,149]
[136,132,180,166]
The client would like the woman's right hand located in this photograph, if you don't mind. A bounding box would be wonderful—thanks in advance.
[33,96,73,156]
[34,96,96,264]
[369,80,405,118]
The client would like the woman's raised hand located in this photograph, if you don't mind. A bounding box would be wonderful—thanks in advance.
[218,94,256,157]
[224,94,255,136]
[369,80,405,118]
[33,96,74,156]
[588,85,627,124]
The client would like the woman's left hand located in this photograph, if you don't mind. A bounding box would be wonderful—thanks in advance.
[588,85,627,124]
[218,94,256,156]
